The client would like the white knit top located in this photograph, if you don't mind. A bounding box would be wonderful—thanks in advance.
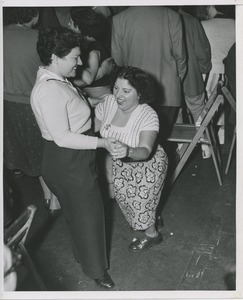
[95,94,159,147]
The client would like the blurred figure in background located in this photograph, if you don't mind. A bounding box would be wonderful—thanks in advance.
[201,5,235,144]
[54,7,71,28]
[3,7,60,216]
[69,8,114,99]
[171,6,212,158]
[36,7,60,30]
[178,6,211,124]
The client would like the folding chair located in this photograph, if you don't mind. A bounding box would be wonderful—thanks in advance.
[167,87,224,186]
[221,85,236,174]
[4,205,46,291]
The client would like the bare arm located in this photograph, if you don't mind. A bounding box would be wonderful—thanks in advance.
[112,131,158,161]
[73,50,100,87]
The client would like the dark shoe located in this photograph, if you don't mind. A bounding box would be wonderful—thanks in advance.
[43,199,50,209]
[128,232,163,253]
[48,208,61,218]
[94,272,115,290]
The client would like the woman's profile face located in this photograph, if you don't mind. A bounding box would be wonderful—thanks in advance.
[56,47,82,78]
[113,78,139,112]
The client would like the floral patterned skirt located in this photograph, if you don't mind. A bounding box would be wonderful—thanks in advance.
[112,144,168,230]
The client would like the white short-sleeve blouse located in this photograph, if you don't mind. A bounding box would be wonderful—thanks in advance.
[95,94,159,147]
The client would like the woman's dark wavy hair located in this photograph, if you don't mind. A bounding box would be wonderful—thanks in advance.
[111,66,155,104]
[3,7,39,25]
[37,27,82,66]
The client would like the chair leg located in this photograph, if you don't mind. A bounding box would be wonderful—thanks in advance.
[18,243,47,291]
[225,126,236,175]
[205,127,223,186]
[169,142,195,185]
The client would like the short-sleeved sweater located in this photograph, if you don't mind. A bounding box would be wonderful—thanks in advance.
[95,95,159,148]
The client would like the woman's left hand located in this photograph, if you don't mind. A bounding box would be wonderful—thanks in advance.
[111,141,128,159]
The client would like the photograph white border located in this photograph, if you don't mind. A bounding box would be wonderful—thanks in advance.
[1,0,242,299]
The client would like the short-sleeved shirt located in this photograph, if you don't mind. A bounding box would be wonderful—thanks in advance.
[95,94,159,147]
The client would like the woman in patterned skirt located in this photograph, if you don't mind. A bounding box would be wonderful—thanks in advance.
[95,66,168,252]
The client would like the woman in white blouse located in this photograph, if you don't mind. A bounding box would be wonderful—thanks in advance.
[95,66,168,252]
[31,27,116,289]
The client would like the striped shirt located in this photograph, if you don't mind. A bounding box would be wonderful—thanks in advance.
[95,95,159,147]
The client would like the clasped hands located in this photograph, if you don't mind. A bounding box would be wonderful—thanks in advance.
[106,138,128,159]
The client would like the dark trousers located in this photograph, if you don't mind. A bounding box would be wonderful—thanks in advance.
[41,140,108,279]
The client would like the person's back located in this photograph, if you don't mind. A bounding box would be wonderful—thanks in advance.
[200,5,235,94]
[3,24,41,104]
[201,5,235,145]
[112,6,186,107]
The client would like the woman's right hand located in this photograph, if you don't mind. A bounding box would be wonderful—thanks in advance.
[98,137,117,153]
[104,137,118,153]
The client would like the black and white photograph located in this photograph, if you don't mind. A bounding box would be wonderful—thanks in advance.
[1,0,242,299]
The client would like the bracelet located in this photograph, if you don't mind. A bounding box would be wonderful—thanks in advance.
[127,147,135,158]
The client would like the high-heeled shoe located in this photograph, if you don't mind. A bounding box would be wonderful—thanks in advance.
[94,271,115,289]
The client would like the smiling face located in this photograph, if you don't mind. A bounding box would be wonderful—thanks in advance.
[55,47,82,78]
[113,78,139,112]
